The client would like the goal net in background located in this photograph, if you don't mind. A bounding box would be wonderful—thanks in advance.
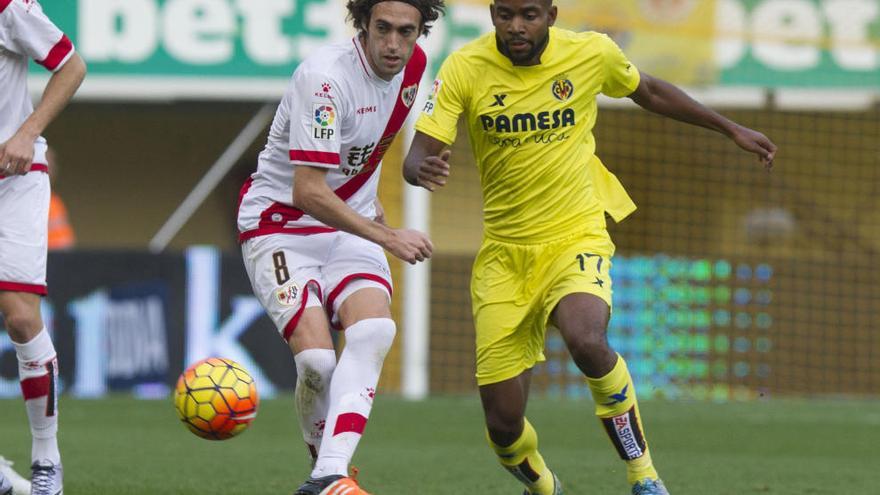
[410,0,880,400]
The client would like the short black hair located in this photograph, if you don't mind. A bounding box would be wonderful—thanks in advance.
[347,0,446,36]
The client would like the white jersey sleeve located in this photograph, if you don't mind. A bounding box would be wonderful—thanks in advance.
[0,0,74,72]
[287,69,345,170]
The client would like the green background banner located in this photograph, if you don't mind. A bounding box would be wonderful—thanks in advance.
[38,0,880,89]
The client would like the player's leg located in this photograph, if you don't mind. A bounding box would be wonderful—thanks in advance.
[473,239,561,495]
[293,232,393,494]
[553,294,665,494]
[241,235,336,467]
[0,292,62,494]
[0,172,61,495]
[293,285,392,495]
[480,371,561,495]
[288,307,337,466]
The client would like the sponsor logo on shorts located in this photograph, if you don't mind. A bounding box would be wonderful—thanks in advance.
[275,282,300,307]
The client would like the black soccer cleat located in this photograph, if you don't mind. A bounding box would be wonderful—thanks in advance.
[292,474,345,495]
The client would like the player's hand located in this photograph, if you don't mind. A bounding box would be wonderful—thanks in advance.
[374,198,386,225]
[415,149,451,192]
[383,228,433,264]
[0,133,36,176]
[730,124,777,170]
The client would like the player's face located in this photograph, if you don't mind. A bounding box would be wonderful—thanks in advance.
[363,1,423,81]
[490,0,557,66]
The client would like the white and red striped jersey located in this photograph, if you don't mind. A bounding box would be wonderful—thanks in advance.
[238,37,426,241]
[0,0,75,166]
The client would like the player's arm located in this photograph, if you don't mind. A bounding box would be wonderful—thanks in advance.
[0,53,86,175]
[402,131,451,191]
[292,165,432,264]
[373,197,386,225]
[627,72,776,168]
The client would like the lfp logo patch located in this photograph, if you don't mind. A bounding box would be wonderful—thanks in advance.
[313,104,337,140]
[552,79,574,101]
[314,105,335,127]
[423,79,443,116]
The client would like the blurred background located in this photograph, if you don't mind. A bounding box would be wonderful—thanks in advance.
[0,1,877,493]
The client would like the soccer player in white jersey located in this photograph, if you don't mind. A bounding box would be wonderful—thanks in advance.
[237,1,444,493]
[0,1,86,495]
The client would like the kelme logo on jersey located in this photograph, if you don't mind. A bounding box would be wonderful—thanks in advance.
[479,108,576,133]
[552,79,574,101]
[313,104,337,140]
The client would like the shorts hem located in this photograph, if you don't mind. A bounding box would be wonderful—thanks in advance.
[281,279,322,341]
[0,281,47,296]
[476,356,546,386]
[325,273,392,330]
[545,287,612,322]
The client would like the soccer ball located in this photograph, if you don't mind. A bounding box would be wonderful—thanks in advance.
[173,357,259,440]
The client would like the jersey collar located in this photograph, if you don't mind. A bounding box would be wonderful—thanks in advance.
[352,35,393,88]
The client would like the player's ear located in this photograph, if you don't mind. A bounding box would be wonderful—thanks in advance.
[547,6,558,26]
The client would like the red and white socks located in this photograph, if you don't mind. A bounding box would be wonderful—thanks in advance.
[14,328,60,465]
[311,318,396,478]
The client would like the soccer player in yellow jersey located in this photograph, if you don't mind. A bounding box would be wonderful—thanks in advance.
[403,1,777,494]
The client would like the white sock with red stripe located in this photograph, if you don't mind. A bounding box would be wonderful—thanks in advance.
[311,318,395,478]
[14,328,60,465]
[294,348,337,464]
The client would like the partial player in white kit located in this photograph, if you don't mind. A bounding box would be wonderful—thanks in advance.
[0,1,86,494]
[237,1,445,494]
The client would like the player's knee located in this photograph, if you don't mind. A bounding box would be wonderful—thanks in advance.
[344,317,396,362]
[567,327,610,360]
[486,419,524,447]
[2,310,42,340]
[485,408,525,444]
[294,348,337,392]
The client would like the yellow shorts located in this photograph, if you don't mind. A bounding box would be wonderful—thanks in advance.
[471,232,615,386]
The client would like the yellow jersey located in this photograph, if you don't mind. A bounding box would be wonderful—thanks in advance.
[415,27,640,243]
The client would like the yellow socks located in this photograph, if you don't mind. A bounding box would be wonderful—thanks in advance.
[487,418,556,495]
[587,354,659,484]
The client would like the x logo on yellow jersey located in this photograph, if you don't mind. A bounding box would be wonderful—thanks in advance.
[490,94,508,107]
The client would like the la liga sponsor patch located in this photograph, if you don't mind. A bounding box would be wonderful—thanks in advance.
[422,79,442,116]
[312,103,337,141]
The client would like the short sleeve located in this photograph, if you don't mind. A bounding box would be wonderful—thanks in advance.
[287,69,343,170]
[2,0,74,72]
[414,54,468,145]
[599,34,640,98]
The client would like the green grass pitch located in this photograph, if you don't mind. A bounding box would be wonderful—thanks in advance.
[1,396,877,494]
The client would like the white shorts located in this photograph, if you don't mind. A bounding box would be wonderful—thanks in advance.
[0,171,50,295]
[241,231,393,340]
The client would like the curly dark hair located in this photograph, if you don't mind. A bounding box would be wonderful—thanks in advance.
[347,0,446,36]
